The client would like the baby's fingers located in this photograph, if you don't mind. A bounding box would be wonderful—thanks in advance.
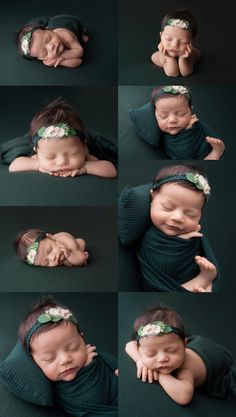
[141,367,148,382]
[147,369,154,383]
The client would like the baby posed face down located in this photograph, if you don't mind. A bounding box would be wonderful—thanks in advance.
[36,136,87,176]
[30,321,88,382]
[150,182,204,236]
[138,332,186,375]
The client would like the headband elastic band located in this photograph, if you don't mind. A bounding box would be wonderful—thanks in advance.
[136,321,185,341]
[26,232,47,265]
[24,307,78,354]
[21,26,44,58]
[152,173,210,198]
[32,123,85,147]
[152,86,191,104]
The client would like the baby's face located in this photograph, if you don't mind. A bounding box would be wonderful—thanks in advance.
[160,26,192,57]
[138,333,185,374]
[30,322,88,381]
[151,183,203,236]
[30,29,64,61]
[36,136,86,175]
[34,235,88,267]
[155,95,192,135]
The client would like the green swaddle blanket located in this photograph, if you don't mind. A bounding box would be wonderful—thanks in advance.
[137,226,220,292]
[187,335,236,402]
[163,121,213,160]
[54,354,118,416]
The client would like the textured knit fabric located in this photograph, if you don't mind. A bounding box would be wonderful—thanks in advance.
[0,340,53,406]
[54,353,118,416]
[163,121,213,160]
[137,226,220,292]
[0,132,117,167]
[28,15,84,44]
[187,335,236,402]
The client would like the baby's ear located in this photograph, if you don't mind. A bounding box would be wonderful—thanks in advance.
[184,338,188,347]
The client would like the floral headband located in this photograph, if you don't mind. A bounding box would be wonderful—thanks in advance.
[162,18,192,32]
[26,232,47,265]
[152,173,211,198]
[20,26,43,58]
[152,86,191,104]
[24,307,79,354]
[32,123,85,147]
[136,321,185,341]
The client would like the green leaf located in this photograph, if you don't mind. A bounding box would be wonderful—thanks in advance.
[38,314,50,323]
[37,127,46,138]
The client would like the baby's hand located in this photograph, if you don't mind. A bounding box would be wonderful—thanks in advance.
[55,167,86,177]
[53,56,65,68]
[158,41,167,56]
[186,114,199,129]
[85,344,98,366]
[180,43,193,58]
[43,58,58,67]
[136,360,159,383]
[38,165,53,175]
[179,224,203,240]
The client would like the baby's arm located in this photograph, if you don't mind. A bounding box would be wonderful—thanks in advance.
[51,29,84,68]
[178,46,201,76]
[158,367,194,405]
[9,155,39,173]
[152,43,179,77]
[54,233,87,266]
[125,341,158,383]
[204,137,225,160]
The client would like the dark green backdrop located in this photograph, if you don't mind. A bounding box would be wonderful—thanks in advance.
[119,85,235,159]
[0,292,117,417]
[0,86,117,206]
[118,160,235,291]
[0,0,117,86]
[119,292,236,416]
[119,0,236,84]
[0,207,117,292]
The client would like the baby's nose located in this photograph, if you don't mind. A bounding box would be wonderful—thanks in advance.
[171,210,184,222]
[56,155,67,165]
[157,352,168,363]
[59,352,72,365]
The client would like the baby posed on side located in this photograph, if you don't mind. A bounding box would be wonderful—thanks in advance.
[16,14,89,68]
[151,9,201,77]
[9,99,117,178]
[14,229,89,267]
[137,164,219,292]
[126,304,236,405]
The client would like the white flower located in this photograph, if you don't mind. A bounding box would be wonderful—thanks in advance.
[142,323,161,336]
[172,86,188,95]
[27,249,37,264]
[168,19,189,30]
[195,174,211,195]
[21,38,30,55]
[44,126,65,139]
[45,307,72,319]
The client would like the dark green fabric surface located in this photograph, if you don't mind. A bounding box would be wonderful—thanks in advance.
[187,336,236,401]
[0,207,117,292]
[0,0,117,85]
[55,354,117,416]
[0,293,117,417]
[119,85,234,160]
[118,160,236,292]
[137,227,220,292]
[119,293,236,416]
[119,0,236,84]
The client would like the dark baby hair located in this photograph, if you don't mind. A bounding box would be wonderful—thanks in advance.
[18,296,81,350]
[29,98,86,144]
[161,9,198,38]
[13,228,45,262]
[132,304,185,342]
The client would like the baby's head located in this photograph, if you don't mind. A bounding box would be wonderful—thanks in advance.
[16,25,64,61]
[150,164,210,236]
[18,297,87,381]
[151,85,192,135]
[133,305,186,374]
[30,99,87,175]
[13,228,88,267]
[160,10,198,58]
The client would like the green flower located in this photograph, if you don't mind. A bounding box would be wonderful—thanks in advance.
[186,173,211,195]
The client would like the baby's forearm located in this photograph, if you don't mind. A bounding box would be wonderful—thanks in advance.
[178,57,193,77]
[61,47,84,60]
[158,373,194,405]
[85,160,117,178]
[163,57,179,77]
[9,157,38,172]
[125,341,140,363]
